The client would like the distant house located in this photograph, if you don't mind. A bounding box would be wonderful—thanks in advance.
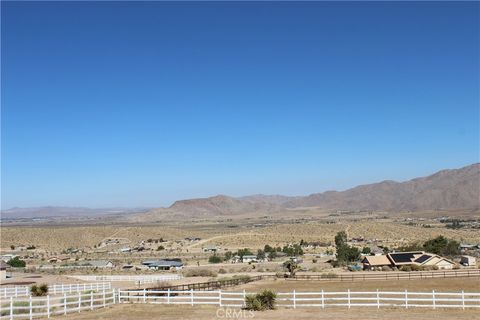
[203,246,219,253]
[362,251,455,270]
[142,260,183,270]
[460,256,476,267]
[242,255,258,263]
[86,260,115,268]
[362,255,391,270]
[48,255,70,263]
[120,247,131,253]
[1,254,17,263]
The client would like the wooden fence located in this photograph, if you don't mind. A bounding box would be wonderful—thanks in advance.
[0,290,116,319]
[119,289,480,309]
[290,269,480,282]
[0,283,111,298]
[146,275,267,292]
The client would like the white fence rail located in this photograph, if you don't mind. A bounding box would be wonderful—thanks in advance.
[1,289,478,319]
[118,289,480,309]
[0,290,116,319]
[68,275,181,284]
[1,283,111,298]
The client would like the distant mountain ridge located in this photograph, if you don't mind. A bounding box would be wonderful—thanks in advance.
[283,163,480,211]
[4,164,479,220]
[1,206,150,219]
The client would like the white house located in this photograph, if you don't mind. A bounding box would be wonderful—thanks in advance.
[242,255,258,263]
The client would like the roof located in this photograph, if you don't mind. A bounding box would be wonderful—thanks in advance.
[413,254,434,264]
[146,260,183,267]
[86,260,113,267]
[362,255,391,266]
[0,261,9,269]
[242,255,258,259]
[387,251,424,265]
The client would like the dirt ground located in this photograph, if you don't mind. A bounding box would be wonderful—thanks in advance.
[56,304,480,320]
[231,277,480,292]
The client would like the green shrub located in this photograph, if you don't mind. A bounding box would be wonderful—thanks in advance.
[208,255,223,264]
[245,295,263,311]
[7,257,26,268]
[30,284,48,296]
[244,290,277,311]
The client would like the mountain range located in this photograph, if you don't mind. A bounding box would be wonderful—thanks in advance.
[2,163,479,220]
[140,163,479,219]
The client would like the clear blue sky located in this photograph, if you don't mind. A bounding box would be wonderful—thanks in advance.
[1,1,479,209]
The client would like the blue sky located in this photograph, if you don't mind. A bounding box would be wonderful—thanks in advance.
[1,2,479,209]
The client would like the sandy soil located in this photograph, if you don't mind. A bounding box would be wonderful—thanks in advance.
[55,304,480,320]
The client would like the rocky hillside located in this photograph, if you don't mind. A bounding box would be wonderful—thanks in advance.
[284,163,479,211]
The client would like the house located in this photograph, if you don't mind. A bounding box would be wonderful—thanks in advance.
[412,253,454,270]
[1,254,17,263]
[143,260,183,270]
[48,255,70,263]
[203,246,219,253]
[362,251,455,271]
[362,255,392,270]
[242,255,258,263]
[85,260,115,268]
[460,256,476,266]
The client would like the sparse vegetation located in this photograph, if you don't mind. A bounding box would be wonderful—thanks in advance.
[30,284,49,296]
[7,256,26,268]
[244,290,277,311]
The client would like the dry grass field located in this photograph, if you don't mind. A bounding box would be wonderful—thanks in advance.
[230,277,480,292]
[2,218,479,252]
[54,304,480,320]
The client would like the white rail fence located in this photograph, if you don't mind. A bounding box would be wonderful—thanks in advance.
[1,289,478,319]
[118,289,480,309]
[1,283,112,298]
[67,275,181,284]
[0,290,116,319]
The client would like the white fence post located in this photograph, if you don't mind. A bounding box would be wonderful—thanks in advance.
[218,290,221,307]
[118,289,122,304]
[78,291,81,313]
[347,289,351,309]
[405,290,408,309]
[243,289,246,307]
[461,290,465,310]
[321,289,324,309]
[293,290,296,309]
[167,289,170,304]
[191,289,194,306]
[10,296,13,320]
[64,292,67,315]
[432,290,435,309]
[47,294,51,318]
[376,289,380,309]
[143,288,146,303]
[103,290,106,307]
[90,291,94,310]
[29,295,32,320]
